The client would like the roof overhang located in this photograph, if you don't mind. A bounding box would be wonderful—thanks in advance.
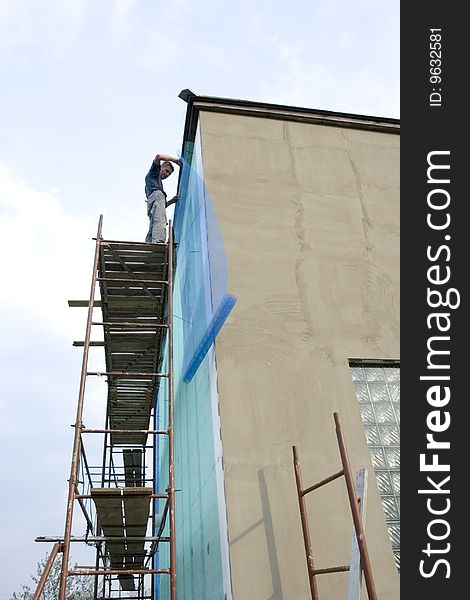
[179,89,400,147]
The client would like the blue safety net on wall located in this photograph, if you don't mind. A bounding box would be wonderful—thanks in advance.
[173,129,236,383]
[154,125,233,597]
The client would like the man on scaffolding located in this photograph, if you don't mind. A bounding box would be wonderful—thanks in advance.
[144,152,182,243]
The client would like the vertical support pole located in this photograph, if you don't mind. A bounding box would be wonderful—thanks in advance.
[32,542,62,600]
[94,413,109,598]
[167,222,176,600]
[292,446,320,600]
[59,216,103,600]
[334,413,378,600]
[151,380,157,600]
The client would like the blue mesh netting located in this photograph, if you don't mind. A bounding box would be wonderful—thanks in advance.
[154,126,234,596]
[173,129,236,383]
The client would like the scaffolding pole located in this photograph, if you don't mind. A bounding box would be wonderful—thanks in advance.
[167,221,176,600]
[59,216,103,600]
[32,542,63,600]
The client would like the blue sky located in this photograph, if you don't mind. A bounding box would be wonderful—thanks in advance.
[0,0,399,596]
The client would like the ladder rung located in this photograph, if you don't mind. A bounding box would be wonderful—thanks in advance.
[301,469,344,496]
[311,565,350,576]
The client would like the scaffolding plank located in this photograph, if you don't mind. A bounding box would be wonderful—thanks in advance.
[97,240,168,448]
[90,240,167,588]
[118,574,136,591]
[91,490,126,569]
[92,488,152,572]
[123,489,152,568]
[123,449,144,487]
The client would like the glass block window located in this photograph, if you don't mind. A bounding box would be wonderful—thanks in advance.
[350,363,400,571]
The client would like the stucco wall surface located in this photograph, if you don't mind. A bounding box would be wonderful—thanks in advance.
[199,111,400,600]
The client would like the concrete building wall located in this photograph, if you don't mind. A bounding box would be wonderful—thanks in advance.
[198,111,400,599]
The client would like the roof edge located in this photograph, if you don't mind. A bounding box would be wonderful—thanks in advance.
[179,90,400,146]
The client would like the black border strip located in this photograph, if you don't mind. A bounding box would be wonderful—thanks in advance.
[401,5,465,595]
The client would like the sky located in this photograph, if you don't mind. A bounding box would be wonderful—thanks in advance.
[0,0,399,596]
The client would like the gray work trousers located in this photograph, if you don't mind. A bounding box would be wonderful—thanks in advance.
[145,190,167,243]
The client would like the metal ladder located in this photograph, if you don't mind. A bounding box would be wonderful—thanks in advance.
[292,412,378,600]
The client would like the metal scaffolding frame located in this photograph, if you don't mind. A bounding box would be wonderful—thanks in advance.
[35,216,176,599]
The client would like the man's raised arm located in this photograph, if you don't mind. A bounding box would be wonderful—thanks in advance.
[154,153,182,167]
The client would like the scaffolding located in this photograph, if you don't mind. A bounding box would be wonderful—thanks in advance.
[36,216,176,599]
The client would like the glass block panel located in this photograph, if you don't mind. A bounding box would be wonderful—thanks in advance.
[368,383,389,402]
[376,470,393,494]
[388,384,400,402]
[387,522,400,549]
[354,382,370,403]
[383,367,400,382]
[393,404,400,423]
[382,495,400,519]
[385,447,400,469]
[365,367,386,382]
[374,402,395,424]
[359,403,376,424]
[350,363,400,573]
[370,446,387,469]
[350,366,364,381]
[379,424,400,446]
[391,471,400,495]
[364,425,381,445]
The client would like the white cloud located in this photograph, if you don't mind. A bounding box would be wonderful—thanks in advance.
[0,164,108,599]
[0,163,97,340]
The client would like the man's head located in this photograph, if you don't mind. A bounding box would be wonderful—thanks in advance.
[160,161,174,180]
